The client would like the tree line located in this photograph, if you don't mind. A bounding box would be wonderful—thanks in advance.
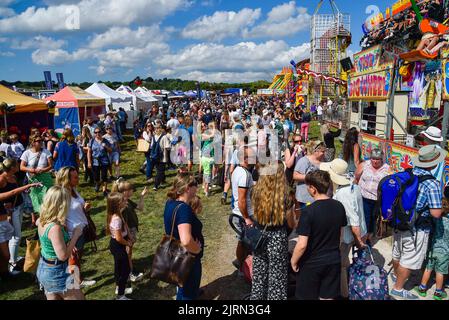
[0,78,271,93]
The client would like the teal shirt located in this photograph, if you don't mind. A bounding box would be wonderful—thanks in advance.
[40,222,70,260]
[431,216,449,255]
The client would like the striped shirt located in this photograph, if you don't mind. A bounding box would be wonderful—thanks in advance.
[358,162,390,200]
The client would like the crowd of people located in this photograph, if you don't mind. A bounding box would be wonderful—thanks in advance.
[0,92,448,301]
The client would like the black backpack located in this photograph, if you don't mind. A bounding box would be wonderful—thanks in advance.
[150,134,165,161]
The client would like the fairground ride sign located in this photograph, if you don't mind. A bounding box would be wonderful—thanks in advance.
[442,47,449,100]
[348,45,395,101]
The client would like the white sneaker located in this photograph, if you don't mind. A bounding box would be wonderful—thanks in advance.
[115,286,133,295]
[129,273,144,283]
[9,264,21,275]
[116,295,132,300]
[80,279,96,288]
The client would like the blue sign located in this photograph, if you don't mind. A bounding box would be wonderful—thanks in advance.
[44,71,53,90]
[56,73,65,90]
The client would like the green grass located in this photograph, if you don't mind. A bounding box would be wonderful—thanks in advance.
[0,133,231,300]
[0,122,326,300]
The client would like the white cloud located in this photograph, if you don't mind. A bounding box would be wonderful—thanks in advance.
[11,35,66,50]
[0,6,14,17]
[155,40,310,82]
[0,0,188,33]
[95,43,169,68]
[88,25,167,49]
[0,51,14,57]
[243,1,310,39]
[181,8,261,41]
[89,65,106,75]
[31,47,91,65]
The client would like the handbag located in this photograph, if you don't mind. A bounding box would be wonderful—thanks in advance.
[82,209,98,252]
[24,231,40,273]
[150,204,197,287]
[137,138,150,153]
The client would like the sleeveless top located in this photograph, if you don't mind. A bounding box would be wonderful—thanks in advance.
[40,222,70,260]
[359,162,390,201]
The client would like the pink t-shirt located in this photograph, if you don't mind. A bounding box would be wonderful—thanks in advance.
[109,215,127,239]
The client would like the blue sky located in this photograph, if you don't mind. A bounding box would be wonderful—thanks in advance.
[0,0,393,83]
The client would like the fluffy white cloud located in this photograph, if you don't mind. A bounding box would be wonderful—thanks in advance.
[31,47,91,65]
[155,40,310,82]
[181,8,261,41]
[88,25,167,49]
[10,36,66,50]
[0,51,14,57]
[89,65,106,75]
[0,0,188,33]
[243,1,310,39]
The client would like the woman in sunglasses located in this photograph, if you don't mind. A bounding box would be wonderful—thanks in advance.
[87,128,112,196]
[20,135,54,223]
[285,134,305,186]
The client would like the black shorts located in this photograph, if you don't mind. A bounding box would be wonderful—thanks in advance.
[295,263,341,300]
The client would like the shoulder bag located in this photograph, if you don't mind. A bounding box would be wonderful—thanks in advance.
[82,208,98,252]
[24,230,40,273]
[137,138,150,153]
[150,204,197,287]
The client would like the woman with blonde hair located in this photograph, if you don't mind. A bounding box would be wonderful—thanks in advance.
[106,192,132,300]
[35,185,84,300]
[250,162,294,300]
[55,166,96,289]
[111,179,148,282]
[53,128,80,172]
[164,172,202,300]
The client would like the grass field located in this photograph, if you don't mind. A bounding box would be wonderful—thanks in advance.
[0,121,332,300]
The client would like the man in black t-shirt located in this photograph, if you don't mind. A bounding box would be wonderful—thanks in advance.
[291,170,347,300]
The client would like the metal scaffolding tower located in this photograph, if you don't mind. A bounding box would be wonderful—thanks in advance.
[310,0,350,105]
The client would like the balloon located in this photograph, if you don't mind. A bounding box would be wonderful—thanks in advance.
[362,23,370,35]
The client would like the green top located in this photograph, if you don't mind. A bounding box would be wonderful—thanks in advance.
[40,222,70,260]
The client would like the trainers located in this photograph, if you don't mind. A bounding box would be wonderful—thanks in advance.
[153,186,157,191]
[389,272,397,283]
[80,279,96,288]
[116,295,132,300]
[414,286,428,297]
[8,264,21,275]
[390,289,419,300]
[129,272,144,283]
[115,286,133,295]
[433,290,448,301]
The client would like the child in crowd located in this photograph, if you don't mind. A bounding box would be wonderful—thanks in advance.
[414,188,449,300]
[112,179,148,283]
[106,192,133,300]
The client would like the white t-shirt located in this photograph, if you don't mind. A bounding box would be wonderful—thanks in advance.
[317,105,323,116]
[66,190,88,237]
[20,149,52,179]
[0,143,13,158]
[11,142,25,159]
[231,166,254,217]
[167,118,180,130]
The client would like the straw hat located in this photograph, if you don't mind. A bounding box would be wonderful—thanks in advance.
[320,159,350,186]
[412,145,447,169]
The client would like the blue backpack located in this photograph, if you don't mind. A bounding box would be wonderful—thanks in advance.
[377,169,435,231]
[348,247,390,300]
[150,134,165,161]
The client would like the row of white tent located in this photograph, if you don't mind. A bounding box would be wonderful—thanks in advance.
[84,83,165,128]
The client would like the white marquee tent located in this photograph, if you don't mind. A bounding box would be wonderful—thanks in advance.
[116,85,152,128]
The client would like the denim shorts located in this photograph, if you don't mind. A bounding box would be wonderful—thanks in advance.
[0,220,14,243]
[36,258,75,295]
[110,152,120,163]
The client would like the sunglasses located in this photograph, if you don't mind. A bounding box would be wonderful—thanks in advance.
[34,140,43,143]
[94,131,101,134]
[293,140,301,143]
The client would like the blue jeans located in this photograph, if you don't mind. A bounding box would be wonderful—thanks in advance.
[363,197,376,234]
[145,154,164,187]
[176,257,202,300]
